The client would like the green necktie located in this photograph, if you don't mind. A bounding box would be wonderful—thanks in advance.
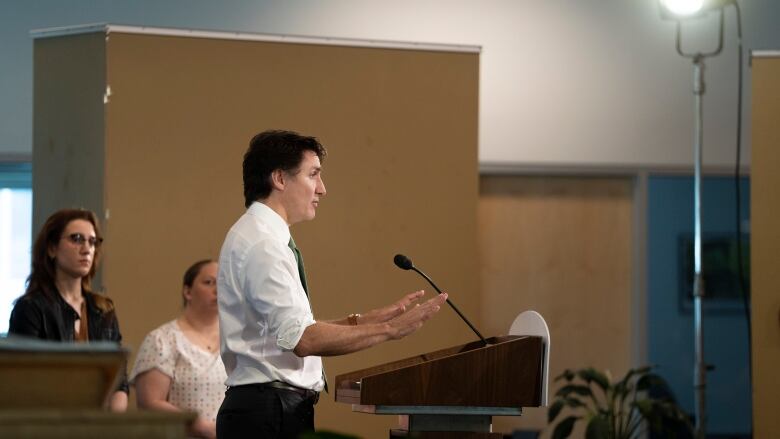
[288,237,308,296]
[288,236,328,392]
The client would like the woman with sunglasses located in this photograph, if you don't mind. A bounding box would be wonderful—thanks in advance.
[8,208,128,412]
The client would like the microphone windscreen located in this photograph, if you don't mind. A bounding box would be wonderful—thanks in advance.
[393,254,414,270]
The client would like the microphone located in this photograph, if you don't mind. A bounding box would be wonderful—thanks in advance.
[393,254,488,346]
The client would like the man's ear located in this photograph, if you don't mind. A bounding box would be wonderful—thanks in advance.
[270,169,286,191]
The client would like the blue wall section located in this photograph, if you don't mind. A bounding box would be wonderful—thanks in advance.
[647,175,751,435]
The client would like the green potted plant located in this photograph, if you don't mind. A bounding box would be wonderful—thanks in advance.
[548,366,692,439]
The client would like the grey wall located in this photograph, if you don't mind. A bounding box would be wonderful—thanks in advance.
[1,0,779,167]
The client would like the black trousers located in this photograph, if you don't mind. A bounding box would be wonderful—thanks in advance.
[216,384,315,439]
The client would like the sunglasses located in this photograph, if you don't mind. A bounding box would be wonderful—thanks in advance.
[62,233,104,248]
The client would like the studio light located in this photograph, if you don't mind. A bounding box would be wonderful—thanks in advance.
[660,0,705,17]
[659,0,734,18]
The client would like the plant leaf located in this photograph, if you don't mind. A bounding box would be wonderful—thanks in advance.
[634,399,673,434]
[556,384,593,398]
[548,399,565,423]
[634,398,653,417]
[578,367,610,393]
[632,365,653,376]
[555,369,576,382]
[616,365,652,392]
[614,366,655,412]
[636,372,670,395]
[551,416,579,439]
[646,400,694,434]
[565,397,586,408]
[585,415,610,439]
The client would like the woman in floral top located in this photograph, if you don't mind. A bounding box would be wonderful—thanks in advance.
[131,260,226,439]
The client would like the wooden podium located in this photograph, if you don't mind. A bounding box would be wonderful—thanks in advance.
[335,335,545,438]
[0,337,195,438]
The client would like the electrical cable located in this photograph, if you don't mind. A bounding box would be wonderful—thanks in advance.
[732,2,753,436]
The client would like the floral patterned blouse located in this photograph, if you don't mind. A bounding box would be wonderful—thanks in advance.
[130,320,226,421]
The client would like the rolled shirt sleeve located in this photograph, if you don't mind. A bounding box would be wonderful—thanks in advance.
[243,238,315,352]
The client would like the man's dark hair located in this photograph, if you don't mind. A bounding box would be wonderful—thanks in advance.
[243,130,327,208]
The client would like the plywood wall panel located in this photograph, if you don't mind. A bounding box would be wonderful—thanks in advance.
[479,176,633,435]
[750,55,780,438]
[32,33,106,238]
[102,32,479,438]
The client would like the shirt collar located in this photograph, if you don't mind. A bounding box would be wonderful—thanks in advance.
[247,201,291,243]
[54,289,98,313]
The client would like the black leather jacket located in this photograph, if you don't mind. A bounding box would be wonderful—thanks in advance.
[8,290,129,393]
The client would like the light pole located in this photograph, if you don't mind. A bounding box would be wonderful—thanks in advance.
[657,1,738,437]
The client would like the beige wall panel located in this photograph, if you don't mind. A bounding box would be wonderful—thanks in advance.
[479,176,633,436]
[750,56,780,439]
[101,32,478,438]
[33,34,105,243]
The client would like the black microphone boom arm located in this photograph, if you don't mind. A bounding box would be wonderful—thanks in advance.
[394,253,488,346]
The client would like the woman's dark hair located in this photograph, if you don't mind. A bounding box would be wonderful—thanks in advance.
[24,208,112,311]
[182,259,215,306]
[243,130,327,208]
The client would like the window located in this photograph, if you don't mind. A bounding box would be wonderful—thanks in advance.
[0,163,32,334]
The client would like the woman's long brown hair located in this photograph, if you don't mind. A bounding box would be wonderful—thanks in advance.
[24,208,113,312]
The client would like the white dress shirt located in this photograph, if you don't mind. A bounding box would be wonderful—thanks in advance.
[217,202,324,391]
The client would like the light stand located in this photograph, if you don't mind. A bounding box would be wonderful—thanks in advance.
[667,6,727,439]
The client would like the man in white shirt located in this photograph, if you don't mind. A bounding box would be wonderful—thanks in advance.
[216,130,447,439]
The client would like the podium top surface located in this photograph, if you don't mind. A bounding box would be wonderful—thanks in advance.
[335,335,544,408]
